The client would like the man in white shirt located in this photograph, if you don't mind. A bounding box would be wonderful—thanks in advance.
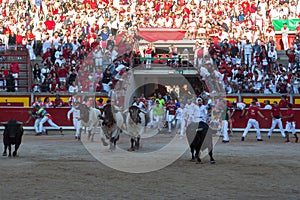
[67,102,81,140]
[185,99,195,125]
[133,99,145,110]
[68,81,78,93]
[264,100,272,110]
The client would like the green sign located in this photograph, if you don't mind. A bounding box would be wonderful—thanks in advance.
[272,19,300,31]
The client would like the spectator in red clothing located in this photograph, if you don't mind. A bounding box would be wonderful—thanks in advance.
[286,47,296,70]
[53,94,64,108]
[58,65,68,88]
[50,77,59,94]
[9,63,19,91]
[44,16,56,36]
[25,29,35,42]
[16,31,23,45]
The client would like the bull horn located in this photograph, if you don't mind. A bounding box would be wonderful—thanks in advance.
[123,109,128,114]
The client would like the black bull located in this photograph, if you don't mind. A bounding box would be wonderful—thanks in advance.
[186,122,215,164]
[1,119,24,157]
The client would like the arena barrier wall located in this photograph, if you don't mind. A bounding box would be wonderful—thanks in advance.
[2,93,300,108]
[0,107,300,132]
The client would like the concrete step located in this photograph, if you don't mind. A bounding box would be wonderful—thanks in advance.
[18,88,27,92]
[19,71,28,77]
[19,80,28,85]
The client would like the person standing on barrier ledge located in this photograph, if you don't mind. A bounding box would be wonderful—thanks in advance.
[241,102,268,142]
[267,101,286,139]
[145,43,155,69]
[283,103,298,143]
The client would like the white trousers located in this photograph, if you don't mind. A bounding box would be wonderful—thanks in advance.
[145,54,151,68]
[282,36,289,50]
[244,54,251,66]
[153,115,163,129]
[147,110,154,128]
[285,122,296,134]
[167,115,175,132]
[175,118,181,130]
[242,118,262,139]
[179,119,187,136]
[73,118,81,137]
[34,118,45,133]
[39,116,60,133]
[268,118,285,137]
[95,58,103,66]
[221,120,229,141]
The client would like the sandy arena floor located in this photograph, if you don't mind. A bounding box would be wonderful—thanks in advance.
[0,130,299,200]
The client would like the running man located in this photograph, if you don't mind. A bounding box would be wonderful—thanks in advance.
[220,100,231,143]
[166,99,177,133]
[153,100,164,131]
[25,108,46,136]
[67,102,81,140]
[267,101,286,139]
[283,103,298,143]
[242,102,268,141]
[35,105,63,135]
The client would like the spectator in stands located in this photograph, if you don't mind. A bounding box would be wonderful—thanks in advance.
[26,41,36,61]
[41,79,50,93]
[68,81,78,93]
[33,63,41,81]
[53,94,64,108]
[67,69,77,86]
[102,68,112,93]
[0,66,5,91]
[32,78,41,93]
[5,71,15,92]
[9,63,20,92]
[264,100,272,109]
[281,23,289,50]
[94,46,103,68]
[43,97,53,108]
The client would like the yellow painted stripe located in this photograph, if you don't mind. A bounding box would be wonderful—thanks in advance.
[0,97,30,107]
[224,97,238,102]
[294,99,300,104]
[243,98,281,104]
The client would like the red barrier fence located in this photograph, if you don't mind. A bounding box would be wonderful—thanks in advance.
[230,109,299,130]
[0,107,299,131]
[0,108,73,127]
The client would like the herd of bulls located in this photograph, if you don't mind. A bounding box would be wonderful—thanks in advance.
[2,105,215,164]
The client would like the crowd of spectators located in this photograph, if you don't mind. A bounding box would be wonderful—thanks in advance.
[0,0,300,94]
